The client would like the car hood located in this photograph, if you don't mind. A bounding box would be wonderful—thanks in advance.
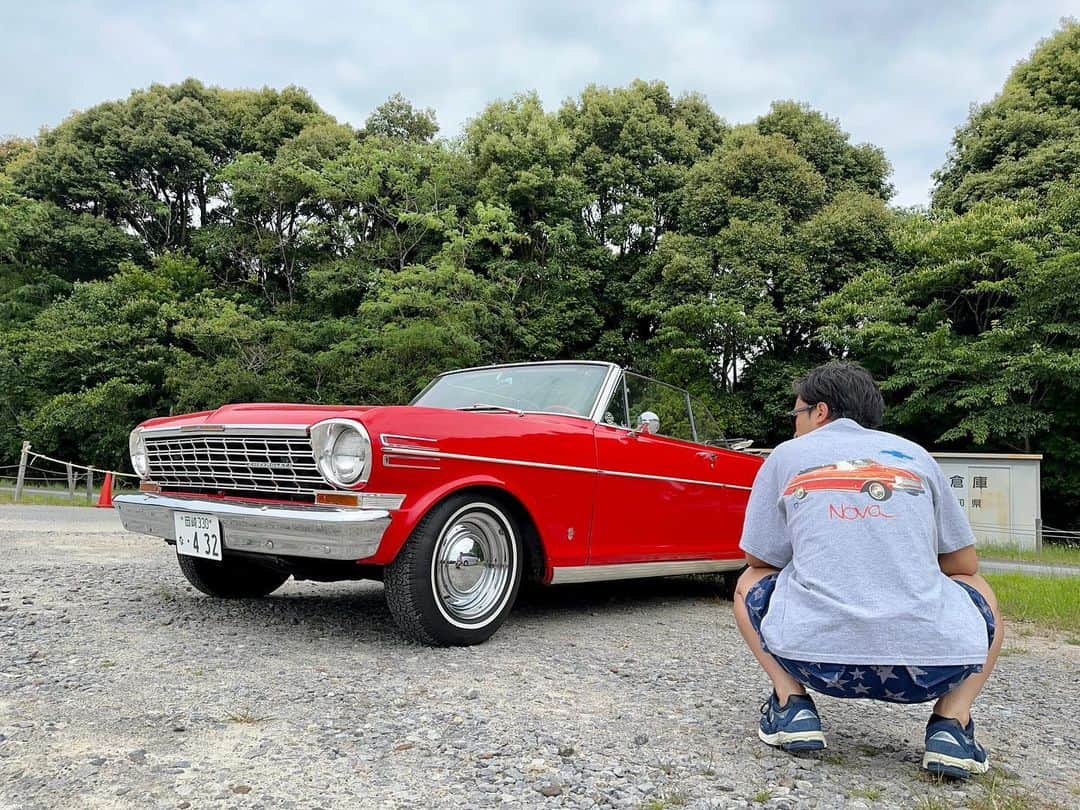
[139,403,378,431]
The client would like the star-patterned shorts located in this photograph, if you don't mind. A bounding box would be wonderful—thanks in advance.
[745,574,996,704]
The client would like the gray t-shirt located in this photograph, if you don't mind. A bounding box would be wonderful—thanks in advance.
[739,419,989,666]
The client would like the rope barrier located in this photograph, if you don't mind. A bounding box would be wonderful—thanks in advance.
[26,450,139,479]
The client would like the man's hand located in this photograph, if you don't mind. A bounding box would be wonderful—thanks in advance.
[939,545,979,577]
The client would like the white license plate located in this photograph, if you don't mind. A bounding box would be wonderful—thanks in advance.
[174,512,222,560]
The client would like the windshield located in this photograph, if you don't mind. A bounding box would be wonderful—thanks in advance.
[412,363,610,416]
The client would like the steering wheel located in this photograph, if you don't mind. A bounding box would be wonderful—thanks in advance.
[544,404,580,415]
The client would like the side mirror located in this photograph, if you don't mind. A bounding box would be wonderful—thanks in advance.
[636,411,660,435]
[727,438,754,451]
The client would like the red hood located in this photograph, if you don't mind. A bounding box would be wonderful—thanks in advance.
[140,403,378,431]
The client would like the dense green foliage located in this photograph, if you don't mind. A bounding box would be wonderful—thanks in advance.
[1,23,1078,527]
[934,20,1080,212]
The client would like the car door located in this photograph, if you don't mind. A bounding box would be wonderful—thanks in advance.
[589,372,736,563]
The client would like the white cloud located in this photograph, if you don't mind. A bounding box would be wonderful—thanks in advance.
[1,0,1075,206]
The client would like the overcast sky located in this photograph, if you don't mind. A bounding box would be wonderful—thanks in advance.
[3,1,1076,206]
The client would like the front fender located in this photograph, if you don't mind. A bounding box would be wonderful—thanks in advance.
[363,473,519,565]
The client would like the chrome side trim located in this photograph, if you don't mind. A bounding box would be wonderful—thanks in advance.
[356,493,406,510]
[142,423,310,438]
[389,447,596,475]
[113,493,389,561]
[600,468,753,492]
[380,433,439,450]
[550,559,745,584]
[383,455,441,470]
[383,447,753,491]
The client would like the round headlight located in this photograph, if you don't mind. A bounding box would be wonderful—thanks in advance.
[311,419,372,488]
[129,429,149,478]
[331,429,367,482]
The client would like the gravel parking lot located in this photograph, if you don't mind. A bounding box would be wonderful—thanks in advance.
[1,506,1077,809]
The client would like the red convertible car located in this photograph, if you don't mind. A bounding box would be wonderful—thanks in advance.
[782,459,925,502]
[114,361,762,645]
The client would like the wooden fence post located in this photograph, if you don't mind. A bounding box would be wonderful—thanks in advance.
[67,462,75,499]
[14,441,30,502]
[86,469,93,503]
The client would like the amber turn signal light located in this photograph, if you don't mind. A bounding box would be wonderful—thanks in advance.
[315,492,361,507]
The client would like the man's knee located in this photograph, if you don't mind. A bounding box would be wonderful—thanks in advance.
[735,565,779,599]
[950,572,999,616]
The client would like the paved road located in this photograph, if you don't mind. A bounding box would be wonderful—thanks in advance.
[979,559,1080,577]
[0,504,123,532]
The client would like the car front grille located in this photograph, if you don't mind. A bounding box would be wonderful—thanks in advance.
[144,431,323,496]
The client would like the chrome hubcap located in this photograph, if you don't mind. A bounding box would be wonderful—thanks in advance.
[433,509,513,624]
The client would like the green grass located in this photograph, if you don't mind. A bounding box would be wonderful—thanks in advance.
[914,797,950,810]
[0,484,136,507]
[850,786,882,801]
[985,573,1080,632]
[968,768,1054,810]
[0,491,97,507]
[979,542,1080,567]
[640,791,689,809]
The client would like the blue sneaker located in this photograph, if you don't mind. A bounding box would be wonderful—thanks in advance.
[758,693,827,751]
[922,715,990,778]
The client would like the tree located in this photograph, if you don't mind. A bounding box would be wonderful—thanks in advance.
[364,93,439,141]
[757,101,893,200]
[0,256,207,466]
[463,93,603,359]
[15,81,336,255]
[559,80,726,254]
[200,122,355,303]
[933,20,1080,212]
[821,189,1080,527]
[650,111,894,442]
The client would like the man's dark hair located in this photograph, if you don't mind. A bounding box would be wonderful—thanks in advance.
[793,361,884,428]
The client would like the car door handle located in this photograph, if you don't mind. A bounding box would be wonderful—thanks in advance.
[697,451,717,467]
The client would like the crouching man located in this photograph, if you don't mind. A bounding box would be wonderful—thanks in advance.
[733,361,1002,778]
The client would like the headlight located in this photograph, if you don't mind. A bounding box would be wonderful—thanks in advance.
[129,428,149,478]
[311,419,372,488]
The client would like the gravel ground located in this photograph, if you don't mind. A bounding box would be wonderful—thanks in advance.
[1,506,1077,809]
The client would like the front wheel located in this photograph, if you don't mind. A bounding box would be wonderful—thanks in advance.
[863,481,892,501]
[384,495,522,646]
[175,551,290,597]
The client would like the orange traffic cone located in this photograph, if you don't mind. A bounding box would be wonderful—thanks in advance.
[96,472,113,508]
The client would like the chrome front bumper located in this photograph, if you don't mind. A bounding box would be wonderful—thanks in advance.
[113,493,390,561]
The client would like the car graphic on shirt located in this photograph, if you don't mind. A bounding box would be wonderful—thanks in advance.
[783,458,925,502]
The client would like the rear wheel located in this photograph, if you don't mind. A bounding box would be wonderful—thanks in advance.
[175,551,290,598]
[385,494,522,646]
[720,568,745,600]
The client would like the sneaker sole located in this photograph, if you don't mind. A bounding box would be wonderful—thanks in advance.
[921,751,990,779]
[758,727,827,751]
